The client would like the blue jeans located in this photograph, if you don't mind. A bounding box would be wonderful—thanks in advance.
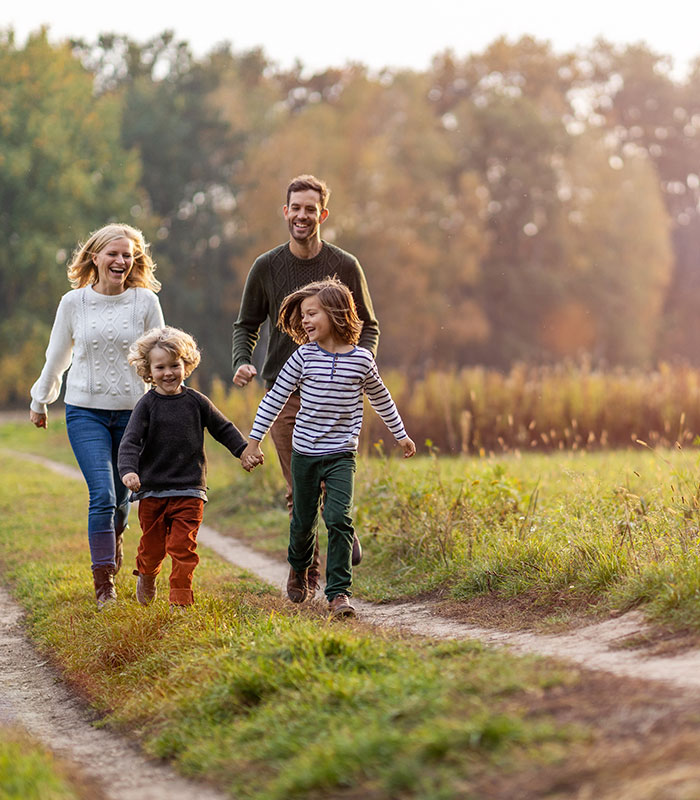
[65,404,132,570]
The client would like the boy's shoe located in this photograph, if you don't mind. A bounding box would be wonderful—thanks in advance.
[328,594,356,618]
[92,566,117,610]
[306,566,321,598]
[170,603,190,613]
[351,533,363,566]
[286,567,308,603]
[134,570,157,605]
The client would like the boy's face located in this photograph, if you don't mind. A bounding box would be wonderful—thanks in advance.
[148,346,185,395]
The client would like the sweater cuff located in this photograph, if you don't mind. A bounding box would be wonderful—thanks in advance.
[30,399,47,416]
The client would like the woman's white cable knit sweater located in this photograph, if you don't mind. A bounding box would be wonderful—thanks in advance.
[30,286,164,414]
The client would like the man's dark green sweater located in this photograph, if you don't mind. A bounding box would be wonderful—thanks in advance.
[232,241,379,388]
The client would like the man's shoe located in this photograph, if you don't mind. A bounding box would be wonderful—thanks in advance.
[328,594,356,618]
[92,566,117,610]
[114,532,124,575]
[306,569,320,599]
[134,570,157,605]
[286,567,308,603]
[351,533,363,566]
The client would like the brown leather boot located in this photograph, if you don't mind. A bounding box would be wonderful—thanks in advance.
[328,594,356,618]
[92,566,117,610]
[351,532,363,566]
[306,539,322,598]
[286,567,308,603]
[114,532,124,575]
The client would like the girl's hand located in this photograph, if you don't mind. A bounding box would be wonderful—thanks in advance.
[30,410,47,429]
[122,472,141,491]
[241,442,264,472]
[399,437,416,458]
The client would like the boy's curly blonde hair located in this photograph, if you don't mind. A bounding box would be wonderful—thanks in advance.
[128,326,201,382]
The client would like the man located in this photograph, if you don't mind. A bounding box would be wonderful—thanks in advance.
[232,174,379,594]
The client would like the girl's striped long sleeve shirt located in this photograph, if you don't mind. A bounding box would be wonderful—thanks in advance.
[249,343,408,455]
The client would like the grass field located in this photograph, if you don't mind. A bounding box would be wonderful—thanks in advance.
[5,418,700,632]
[0,448,584,799]
[5,421,700,796]
[0,725,96,800]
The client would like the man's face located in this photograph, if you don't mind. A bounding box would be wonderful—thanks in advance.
[284,189,329,244]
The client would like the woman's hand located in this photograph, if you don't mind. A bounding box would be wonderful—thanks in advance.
[30,410,47,429]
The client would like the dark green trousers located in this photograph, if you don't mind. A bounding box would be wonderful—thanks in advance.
[289,450,356,600]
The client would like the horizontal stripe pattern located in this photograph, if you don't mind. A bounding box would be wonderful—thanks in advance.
[249,344,407,455]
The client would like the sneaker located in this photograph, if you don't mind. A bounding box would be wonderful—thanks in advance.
[170,603,190,613]
[328,594,356,618]
[351,532,363,566]
[134,570,157,605]
[286,567,308,603]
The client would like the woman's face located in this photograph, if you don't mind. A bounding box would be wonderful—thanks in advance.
[92,236,134,295]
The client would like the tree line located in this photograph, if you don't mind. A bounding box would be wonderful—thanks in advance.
[1,28,698,405]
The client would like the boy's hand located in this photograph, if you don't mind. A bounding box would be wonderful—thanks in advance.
[241,441,264,472]
[122,472,141,491]
[399,437,416,458]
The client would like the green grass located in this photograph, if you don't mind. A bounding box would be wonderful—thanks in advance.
[5,419,700,630]
[0,726,89,800]
[7,417,700,631]
[0,451,583,799]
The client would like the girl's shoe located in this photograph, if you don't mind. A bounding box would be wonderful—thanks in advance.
[328,594,356,618]
[286,567,308,603]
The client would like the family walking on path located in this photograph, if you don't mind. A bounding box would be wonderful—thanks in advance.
[29,174,414,618]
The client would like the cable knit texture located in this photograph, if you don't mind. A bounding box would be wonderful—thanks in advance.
[30,286,164,414]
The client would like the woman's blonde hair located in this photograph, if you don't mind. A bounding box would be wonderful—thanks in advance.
[67,223,161,292]
[278,276,362,346]
[128,326,201,382]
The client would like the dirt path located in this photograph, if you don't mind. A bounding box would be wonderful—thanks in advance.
[5,449,700,798]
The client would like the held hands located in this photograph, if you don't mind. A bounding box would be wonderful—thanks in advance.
[241,441,264,472]
[399,437,417,458]
[30,410,47,429]
[122,472,141,491]
[233,364,257,387]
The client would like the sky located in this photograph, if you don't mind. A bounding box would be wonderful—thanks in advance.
[4,0,699,78]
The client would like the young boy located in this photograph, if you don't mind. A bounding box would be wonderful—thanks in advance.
[241,278,415,618]
[118,326,256,608]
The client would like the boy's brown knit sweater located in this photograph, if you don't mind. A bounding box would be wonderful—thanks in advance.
[232,241,379,388]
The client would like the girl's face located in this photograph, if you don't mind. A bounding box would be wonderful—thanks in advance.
[148,346,185,395]
[300,295,334,349]
[92,236,134,295]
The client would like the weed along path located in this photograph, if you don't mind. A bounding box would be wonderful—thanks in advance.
[10,449,700,695]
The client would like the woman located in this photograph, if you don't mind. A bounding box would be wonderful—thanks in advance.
[30,223,164,608]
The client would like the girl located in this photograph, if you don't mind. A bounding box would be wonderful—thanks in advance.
[241,277,415,618]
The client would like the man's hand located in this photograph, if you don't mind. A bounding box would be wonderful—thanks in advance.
[399,437,416,458]
[233,364,257,387]
[122,472,141,491]
[30,410,47,429]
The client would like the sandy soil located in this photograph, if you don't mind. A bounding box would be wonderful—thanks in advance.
[6,449,700,799]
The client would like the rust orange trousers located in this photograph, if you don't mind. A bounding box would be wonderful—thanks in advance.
[136,496,204,605]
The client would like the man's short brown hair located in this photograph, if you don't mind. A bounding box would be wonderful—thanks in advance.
[286,174,330,209]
